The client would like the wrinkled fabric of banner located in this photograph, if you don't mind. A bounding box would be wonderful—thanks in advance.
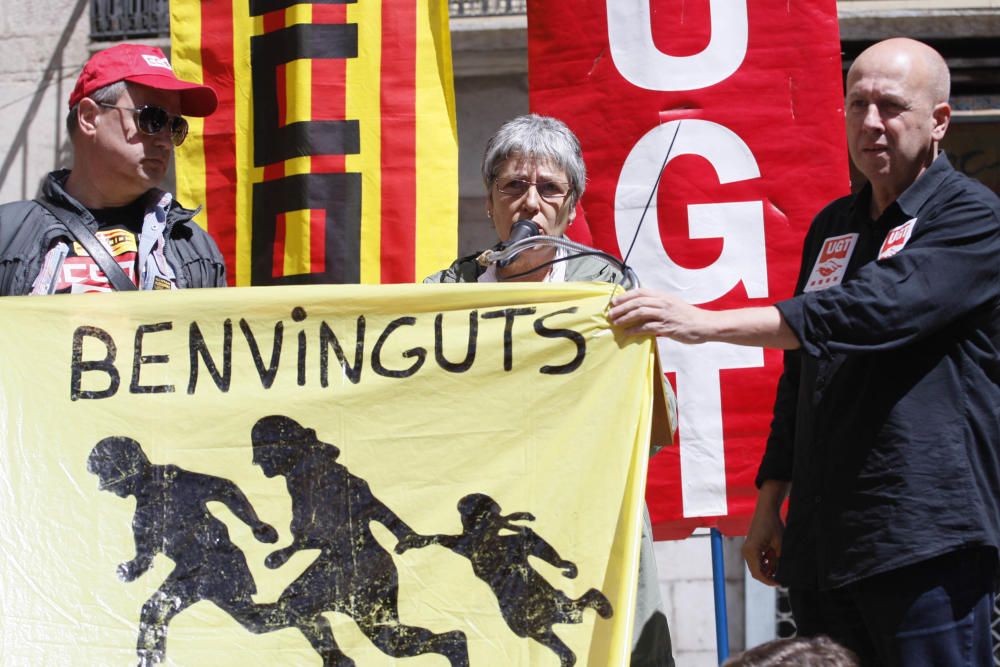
[0,283,660,666]
[170,0,457,286]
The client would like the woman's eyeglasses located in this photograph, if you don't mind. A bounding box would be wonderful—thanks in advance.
[495,178,570,201]
[98,103,189,146]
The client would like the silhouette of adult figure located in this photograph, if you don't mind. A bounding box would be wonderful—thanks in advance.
[250,415,469,667]
[396,492,612,667]
[87,436,279,666]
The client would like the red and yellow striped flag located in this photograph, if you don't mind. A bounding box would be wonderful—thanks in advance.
[171,0,457,286]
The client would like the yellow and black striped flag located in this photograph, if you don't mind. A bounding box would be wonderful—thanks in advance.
[171,0,458,286]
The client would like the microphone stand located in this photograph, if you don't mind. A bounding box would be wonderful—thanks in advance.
[477,236,640,289]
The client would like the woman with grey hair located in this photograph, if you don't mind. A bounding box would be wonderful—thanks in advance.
[424,114,675,667]
[424,113,621,284]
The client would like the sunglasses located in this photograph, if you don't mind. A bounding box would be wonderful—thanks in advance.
[495,178,571,201]
[97,103,189,146]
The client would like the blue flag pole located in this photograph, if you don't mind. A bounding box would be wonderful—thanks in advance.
[711,527,730,663]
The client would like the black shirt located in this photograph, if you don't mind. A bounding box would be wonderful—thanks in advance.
[51,200,147,293]
[759,154,1000,590]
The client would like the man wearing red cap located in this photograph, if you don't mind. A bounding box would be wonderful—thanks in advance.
[0,44,226,294]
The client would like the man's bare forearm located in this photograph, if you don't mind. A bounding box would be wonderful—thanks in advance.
[608,288,801,349]
[696,306,801,349]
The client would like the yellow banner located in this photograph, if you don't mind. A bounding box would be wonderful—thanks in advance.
[0,283,659,665]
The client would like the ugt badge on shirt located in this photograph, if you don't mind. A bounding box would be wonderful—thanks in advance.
[805,233,858,292]
[877,218,917,260]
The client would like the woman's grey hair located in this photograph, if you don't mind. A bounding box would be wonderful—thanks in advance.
[481,114,586,205]
[66,80,128,137]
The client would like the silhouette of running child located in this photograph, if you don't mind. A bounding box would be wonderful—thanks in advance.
[87,436,280,667]
[251,415,469,667]
[395,492,613,667]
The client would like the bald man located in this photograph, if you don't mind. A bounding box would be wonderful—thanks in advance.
[610,38,1000,664]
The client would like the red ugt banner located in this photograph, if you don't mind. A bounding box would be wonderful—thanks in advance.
[529,1,849,538]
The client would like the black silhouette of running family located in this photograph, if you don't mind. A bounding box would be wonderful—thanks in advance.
[87,415,612,667]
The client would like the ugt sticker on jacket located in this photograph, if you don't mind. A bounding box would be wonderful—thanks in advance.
[878,218,918,260]
[805,233,858,292]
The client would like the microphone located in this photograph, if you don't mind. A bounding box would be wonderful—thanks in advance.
[498,220,541,268]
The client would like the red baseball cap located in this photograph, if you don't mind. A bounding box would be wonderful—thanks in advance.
[69,44,218,117]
